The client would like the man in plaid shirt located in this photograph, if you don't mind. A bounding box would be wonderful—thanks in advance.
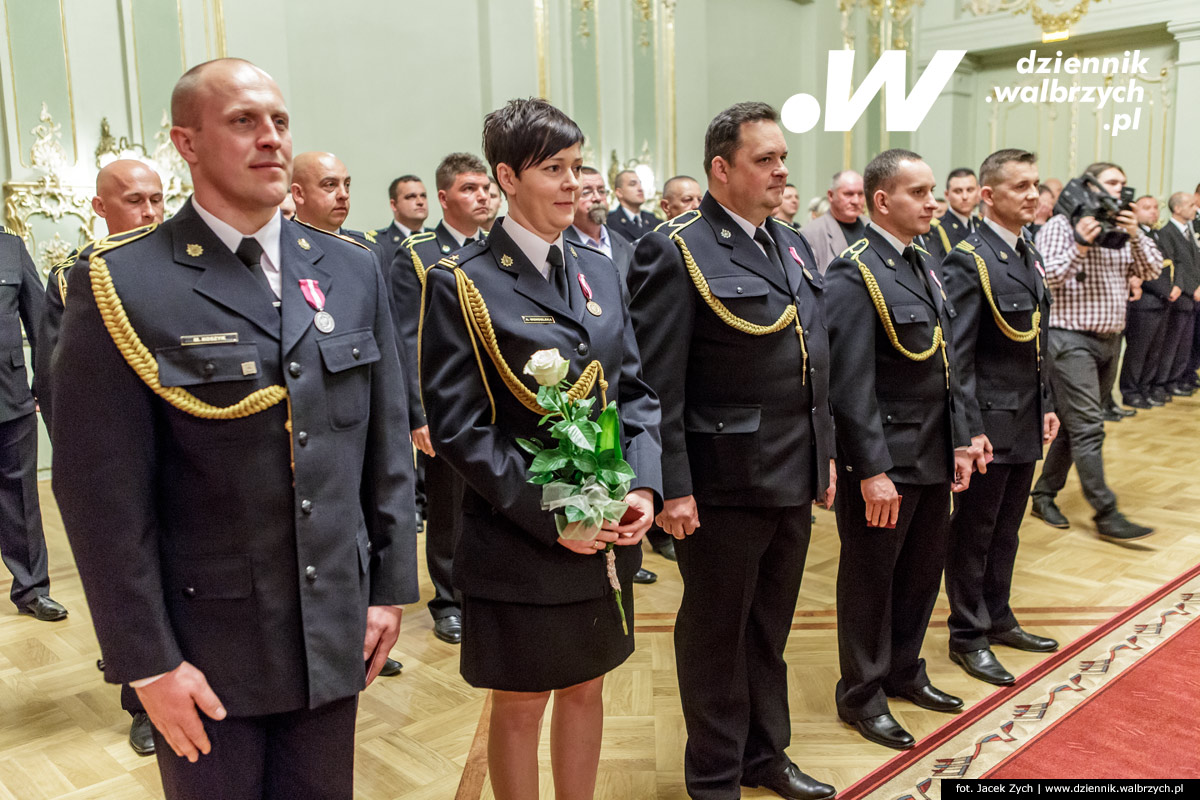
[1030,162,1162,542]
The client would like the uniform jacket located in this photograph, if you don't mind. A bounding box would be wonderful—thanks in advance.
[942,224,1054,464]
[825,226,973,486]
[564,225,633,282]
[51,200,417,716]
[1157,221,1200,313]
[607,207,659,242]
[420,219,662,605]
[1133,225,1171,311]
[0,229,44,423]
[373,221,431,275]
[800,210,867,274]
[341,227,386,268]
[626,193,835,506]
[33,248,81,431]
[390,221,470,429]
[927,210,980,263]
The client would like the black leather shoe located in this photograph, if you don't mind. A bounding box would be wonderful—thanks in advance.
[1108,402,1136,417]
[379,658,403,677]
[890,683,963,713]
[651,539,677,561]
[748,762,837,800]
[1095,511,1154,544]
[1150,388,1172,403]
[1171,385,1194,397]
[433,614,463,644]
[633,567,657,584]
[19,596,67,622]
[1124,395,1152,409]
[1030,496,1069,529]
[949,648,1015,685]
[129,711,155,756]
[1101,406,1123,422]
[850,714,915,750]
[987,626,1059,653]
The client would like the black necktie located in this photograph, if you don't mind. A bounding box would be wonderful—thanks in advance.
[463,236,475,247]
[236,237,277,306]
[753,227,788,284]
[547,245,572,308]
[902,245,935,303]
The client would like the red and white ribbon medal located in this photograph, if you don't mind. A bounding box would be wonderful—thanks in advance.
[299,279,335,333]
[1034,260,1046,278]
[789,246,815,280]
[578,273,602,317]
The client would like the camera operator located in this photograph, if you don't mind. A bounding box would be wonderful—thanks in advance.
[1031,162,1162,543]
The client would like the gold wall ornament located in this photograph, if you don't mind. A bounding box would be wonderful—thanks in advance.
[964,0,1108,36]
[633,0,653,50]
[30,102,69,173]
[576,0,595,41]
[94,117,149,168]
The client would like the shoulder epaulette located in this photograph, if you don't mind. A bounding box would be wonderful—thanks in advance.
[0,225,14,237]
[403,230,437,249]
[770,217,799,235]
[295,219,370,251]
[51,252,78,304]
[435,257,459,270]
[91,223,158,257]
[929,218,943,228]
[955,240,976,253]
[840,237,869,261]
[654,209,702,236]
[363,229,377,244]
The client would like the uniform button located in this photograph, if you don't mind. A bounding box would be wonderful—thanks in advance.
[305,566,317,582]
[366,541,374,554]
[909,313,916,321]
[297,431,308,446]
[202,361,215,377]
[886,414,893,421]
[183,586,196,598]
[300,499,313,514]
[289,362,302,377]
[716,421,725,431]
[846,465,854,473]
[736,286,744,294]
[577,342,589,356]
[352,347,361,360]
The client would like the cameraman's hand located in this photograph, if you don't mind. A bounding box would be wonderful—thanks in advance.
[1075,217,1101,247]
[1116,209,1140,239]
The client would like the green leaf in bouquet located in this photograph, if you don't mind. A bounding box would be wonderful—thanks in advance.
[572,451,598,474]
[564,505,587,523]
[528,473,556,485]
[530,449,570,473]
[537,385,561,413]
[597,404,623,459]
[565,422,597,451]
[515,437,544,456]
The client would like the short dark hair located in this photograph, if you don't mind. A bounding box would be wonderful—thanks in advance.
[435,153,489,192]
[482,98,583,181]
[978,149,1036,189]
[784,183,796,189]
[1084,161,1124,179]
[389,175,423,201]
[580,166,601,176]
[945,167,976,190]
[863,148,923,214]
[703,101,777,178]
[1038,183,1054,196]
[614,169,638,189]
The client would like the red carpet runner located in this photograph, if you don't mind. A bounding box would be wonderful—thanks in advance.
[986,613,1200,779]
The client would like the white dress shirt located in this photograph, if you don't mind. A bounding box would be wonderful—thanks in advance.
[499,216,565,281]
[193,198,283,299]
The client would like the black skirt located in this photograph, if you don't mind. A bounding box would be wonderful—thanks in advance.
[460,581,635,692]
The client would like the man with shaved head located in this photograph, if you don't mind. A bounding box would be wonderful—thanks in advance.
[290,151,384,263]
[659,174,702,219]
[52,58,417,799]
[37,157,164,757]
[801,169,867,273]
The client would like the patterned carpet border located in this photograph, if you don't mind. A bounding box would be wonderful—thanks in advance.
[837,561,1200,800]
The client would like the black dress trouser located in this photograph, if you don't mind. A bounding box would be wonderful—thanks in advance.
[424,453,464,620]
[0,413,49,607]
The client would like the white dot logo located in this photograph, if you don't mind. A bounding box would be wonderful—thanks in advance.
[781,93,822,134]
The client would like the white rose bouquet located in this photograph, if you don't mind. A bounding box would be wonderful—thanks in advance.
[517,348,637,633]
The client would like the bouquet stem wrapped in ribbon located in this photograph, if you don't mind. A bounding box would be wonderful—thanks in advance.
[517,349,637,634]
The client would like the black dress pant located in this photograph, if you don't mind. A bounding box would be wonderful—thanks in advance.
[1153,309,1195,391]
[946,462,1036,652]
[1187,306,1200,384]
[153,694,358,800]
[424,453,464,619]
[1118,305,1167,399]
[0,413,49,607]
[675,504,812,800]
[834,480,949,722]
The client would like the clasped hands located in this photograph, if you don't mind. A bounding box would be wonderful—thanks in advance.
[860,436,990,528]
[557,488,655,554]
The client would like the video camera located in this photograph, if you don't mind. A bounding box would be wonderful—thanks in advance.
[1053,173,1135,249]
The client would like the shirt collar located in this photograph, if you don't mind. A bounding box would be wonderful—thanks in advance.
[621,205,639,223]
[442,220,481,248]
[949,208,972,229]
[499,215,564,278]
[571,223,609,249]
[1171,217,1190,234]
[868,221,909,257]
[192,197,281,269]
[984,216,1021,251]
[394,221,415,239]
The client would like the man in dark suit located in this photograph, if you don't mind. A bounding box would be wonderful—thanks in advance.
[373,175,432,271]
[37,158,165,756]
[607,169,658,242]
[799,170,867,274]
[390,152,492,645]
[825,148,977,750]
[941,149,1061,687]
[566,166,663,575]
[1118,196,1170,408]
[51,58,417,799]
[628,102,836,800]
[0,225,63,626]
[927,167,982,262]
[1152,193,1200,399]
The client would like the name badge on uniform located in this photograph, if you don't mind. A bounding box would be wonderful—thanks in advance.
[522,315,555,324]
[180,332,239,346]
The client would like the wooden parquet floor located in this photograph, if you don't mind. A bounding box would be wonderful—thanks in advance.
[3,395,1199,799]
